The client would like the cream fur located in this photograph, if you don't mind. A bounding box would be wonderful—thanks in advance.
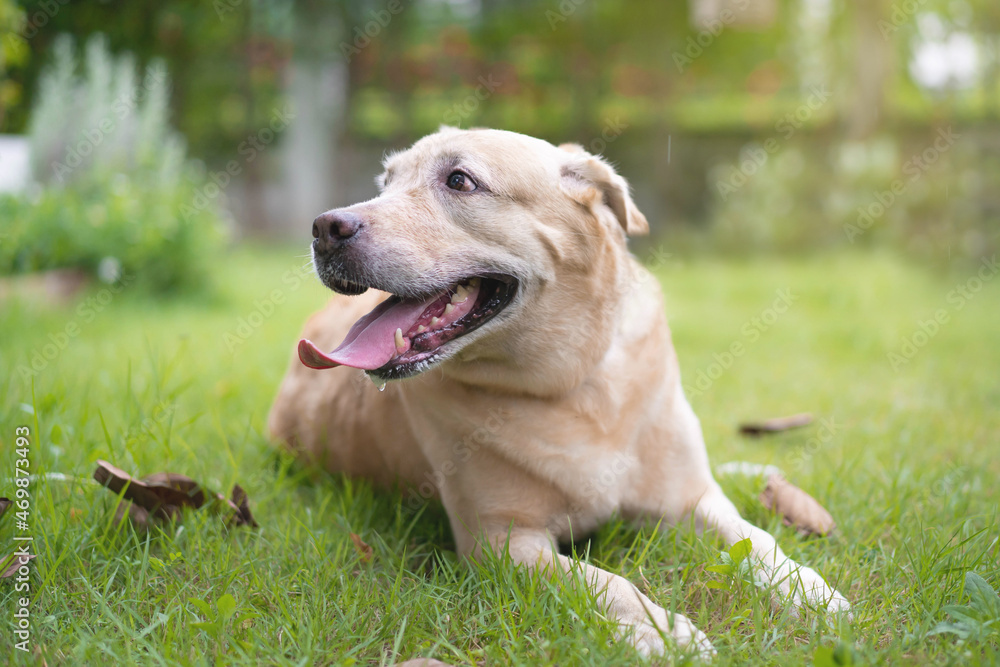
[268,127,849,658]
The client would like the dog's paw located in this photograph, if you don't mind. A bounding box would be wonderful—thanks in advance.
[619,605,716,660]
[775,563,852,620]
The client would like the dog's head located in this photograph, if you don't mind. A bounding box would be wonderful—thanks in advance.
[300,126,648,392]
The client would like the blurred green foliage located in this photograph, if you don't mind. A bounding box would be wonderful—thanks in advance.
[1,0,998,262]
[0,35,226,292]
[707,129,999,261]
[9,0,1000,157]
[4,0,288,162]
[0,0,29,121]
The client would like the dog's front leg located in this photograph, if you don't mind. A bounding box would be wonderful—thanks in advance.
[692,485,851,616]
[476,527,716,659]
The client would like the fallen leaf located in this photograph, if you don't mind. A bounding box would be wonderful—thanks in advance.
[739,412,813,436]
[0,552,36,578]
[206,489,248,526]
[33,643,49,667]
[94,461,257,529]
[759,473,836,537]
[113,500,152,529]
[93,461,197,520]
[143,472,207,507]
[229,484,258,527]
[0,497,10,519]
[350,533,373,562]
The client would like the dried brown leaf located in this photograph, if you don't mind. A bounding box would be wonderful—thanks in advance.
[0,497,10,519]
[113,499,153,529]
[94,461,256,529]
[739,413,814,437]
[230,484,258,528]
[350,533,373,562]
[93,460,197,519]
[142,472,207,507]
[759,473,836,537]
[1,552,36,578]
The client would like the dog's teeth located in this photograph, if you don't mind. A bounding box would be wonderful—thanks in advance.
[430,316,441,327]
[450,289,466,304]
[416,325,427,333]
[444,303,455,315]
[394,328,405,352]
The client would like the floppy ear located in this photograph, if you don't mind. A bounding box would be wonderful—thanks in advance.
[558,148,649,236]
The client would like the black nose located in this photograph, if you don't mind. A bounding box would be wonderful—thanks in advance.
[312,210,362,252]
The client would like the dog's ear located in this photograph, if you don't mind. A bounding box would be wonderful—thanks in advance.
[559,150,649,236]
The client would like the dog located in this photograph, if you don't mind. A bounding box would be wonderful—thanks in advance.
[268,126,850,657]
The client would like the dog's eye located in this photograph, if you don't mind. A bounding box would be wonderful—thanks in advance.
[446,171,476,192]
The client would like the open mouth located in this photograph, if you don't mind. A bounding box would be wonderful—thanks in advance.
[298,274,518,380]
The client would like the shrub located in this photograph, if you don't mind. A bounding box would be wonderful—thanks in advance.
[704,131,999,264]
[0,34,228,293]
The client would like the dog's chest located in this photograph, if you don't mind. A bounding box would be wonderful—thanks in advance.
[538,441,639,514]
[488,406,644,516]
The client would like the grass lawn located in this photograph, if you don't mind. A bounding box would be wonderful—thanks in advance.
[1,245,998,665]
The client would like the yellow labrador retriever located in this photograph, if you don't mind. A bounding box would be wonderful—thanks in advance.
[269,127,849,657]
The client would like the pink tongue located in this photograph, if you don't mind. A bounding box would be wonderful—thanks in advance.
[298,294,439,370]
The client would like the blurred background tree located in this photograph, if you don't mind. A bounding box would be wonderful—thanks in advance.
[1,0,998,273]
[0,0,28,124]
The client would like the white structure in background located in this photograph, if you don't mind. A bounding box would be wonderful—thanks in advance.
[279,58,347,231]
[0,135,30,193]
[795,0,832,92]
[691,0,777,29]
[910,13,979,90]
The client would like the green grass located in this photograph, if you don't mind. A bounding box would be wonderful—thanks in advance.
[1,245,998,665]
